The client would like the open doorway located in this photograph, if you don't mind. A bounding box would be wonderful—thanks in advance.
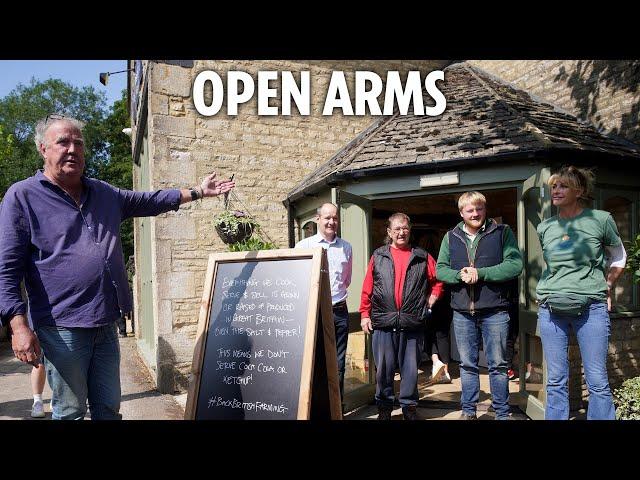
[370,187,519,383]
[371,188,518,253]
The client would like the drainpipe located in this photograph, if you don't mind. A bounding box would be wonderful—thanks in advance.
[283,198,295,248]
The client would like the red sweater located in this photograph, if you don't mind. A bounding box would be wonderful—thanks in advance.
[359,246,444,319]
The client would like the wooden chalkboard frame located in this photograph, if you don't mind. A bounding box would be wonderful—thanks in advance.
[184,247,342,420]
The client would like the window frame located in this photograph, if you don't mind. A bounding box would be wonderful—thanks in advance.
[594,184,639,312]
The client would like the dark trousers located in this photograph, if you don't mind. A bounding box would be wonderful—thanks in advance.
[425,311,452,364]
[372,329,424,408]
[333,303,349,400]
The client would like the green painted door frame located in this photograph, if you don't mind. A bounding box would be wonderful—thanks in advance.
[516,167,551,420]
[334,188,377,411]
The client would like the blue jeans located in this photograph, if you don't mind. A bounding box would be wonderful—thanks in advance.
[36,323,122,420]
[333,304,349,400]
[538,302,615,420]
[453,310,510,419]
[372,329,423,408]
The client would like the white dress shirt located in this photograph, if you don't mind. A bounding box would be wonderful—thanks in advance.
[295,233,353,305]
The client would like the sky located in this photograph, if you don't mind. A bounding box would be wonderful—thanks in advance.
[0,60,128,108]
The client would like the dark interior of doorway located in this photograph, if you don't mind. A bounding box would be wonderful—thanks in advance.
[370,187,519,375]
[371,187,518,253]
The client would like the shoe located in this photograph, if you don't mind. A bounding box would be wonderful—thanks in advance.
[507,369,517,381]
[438,372,452,384]
[459,412,478,420]
[377,406,392,421]
[431,359,445,382]
[31,401,45,418]
[402,406,420,421]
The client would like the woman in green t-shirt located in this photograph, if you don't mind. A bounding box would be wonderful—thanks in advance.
[536,165,626,420]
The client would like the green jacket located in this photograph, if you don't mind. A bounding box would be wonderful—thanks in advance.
[436,218,523,285]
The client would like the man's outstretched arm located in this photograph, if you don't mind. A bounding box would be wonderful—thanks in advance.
[178,172,235,204]
[120,172,236,219]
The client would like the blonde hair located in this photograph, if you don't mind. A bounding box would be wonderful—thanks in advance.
[548,165,595,205]
[457,191,486,211]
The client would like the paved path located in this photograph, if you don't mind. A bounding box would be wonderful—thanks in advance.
[2,337,540,421]
[0,337,184,420]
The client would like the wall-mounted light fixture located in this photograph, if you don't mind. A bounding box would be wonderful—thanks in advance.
[99,69,134,86]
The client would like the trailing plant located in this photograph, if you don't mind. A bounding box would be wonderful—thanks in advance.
[228,236,277,252]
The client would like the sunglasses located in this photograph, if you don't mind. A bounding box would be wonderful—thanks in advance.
[45,113,70,124]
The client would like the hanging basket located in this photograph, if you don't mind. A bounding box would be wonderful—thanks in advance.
[214,210,256,244]
[215,221,255,244]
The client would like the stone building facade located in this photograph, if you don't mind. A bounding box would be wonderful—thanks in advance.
[129,60,447,393]
[129,60,640,415]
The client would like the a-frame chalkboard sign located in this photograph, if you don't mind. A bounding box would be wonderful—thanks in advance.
[185,247,342,420]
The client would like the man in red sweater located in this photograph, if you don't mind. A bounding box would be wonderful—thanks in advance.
[360,213,444,420]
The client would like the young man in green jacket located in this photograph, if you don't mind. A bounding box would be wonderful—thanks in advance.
[436,191,523,420]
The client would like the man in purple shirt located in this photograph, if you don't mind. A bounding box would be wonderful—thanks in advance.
[0,114,235,420]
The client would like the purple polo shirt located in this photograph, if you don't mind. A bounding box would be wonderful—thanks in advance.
[0,170,181,329]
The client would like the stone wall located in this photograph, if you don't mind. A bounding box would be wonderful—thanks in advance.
[138,59,640,401]
[141,60,447,392]
[569,314,640,411]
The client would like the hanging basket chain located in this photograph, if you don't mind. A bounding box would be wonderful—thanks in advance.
[223,173,235,211]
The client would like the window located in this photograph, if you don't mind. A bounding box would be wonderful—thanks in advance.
[302,221,317,239]
[600,190,638,310]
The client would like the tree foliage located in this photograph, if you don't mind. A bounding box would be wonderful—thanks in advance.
[100,91,134,262]
[0,78,109,196]
[0,125,15,188]
[0,124,13,156]
[0,79,133,260]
